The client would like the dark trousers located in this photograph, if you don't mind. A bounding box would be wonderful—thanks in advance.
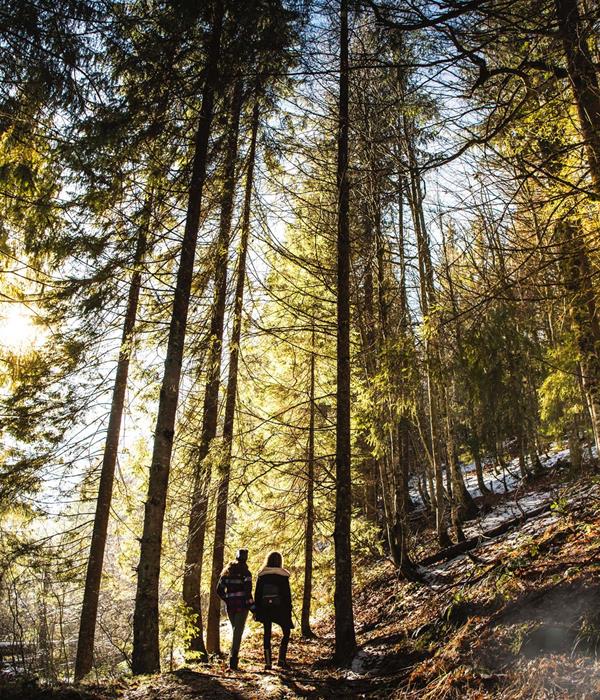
[263,620,291,662]
[228,609,248,660]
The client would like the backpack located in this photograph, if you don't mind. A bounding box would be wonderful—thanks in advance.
[261,582,281,608]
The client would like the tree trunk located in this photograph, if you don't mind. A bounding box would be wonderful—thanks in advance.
[375,192,414,561]
[396,175,409,323]
[444,409,464,543]
[417,474,431,510]
[301,328,316,638]
[445,392,477,520]
[333,0,356,665]
[560,220,600,455]
[471,426,490,495]
[577,361,599,452]
[131,0,224,675]
[183,79,244,659]
[569,421,583,471]
[358,209,379,524]
[75,204,148,681]
[516,430,528,479]
[442,233,490,501]
[205,97,260,655]
[529,450,544,477]
[377,454,398,560]
[555,0,600,193]
[392,419,418,578]
[405,128,451,548]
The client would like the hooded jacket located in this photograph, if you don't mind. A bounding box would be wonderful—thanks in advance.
[254,566,294,628]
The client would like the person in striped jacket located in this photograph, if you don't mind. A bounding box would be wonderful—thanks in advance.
[216,548,255,670]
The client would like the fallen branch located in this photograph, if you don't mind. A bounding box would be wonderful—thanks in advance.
[419,502,554,567]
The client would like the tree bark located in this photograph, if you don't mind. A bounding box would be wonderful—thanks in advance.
[443,398,465,543]
[406,150,450,548]
[417,474,431,510]
[205,97,259,655]
[301,327,316,638]
[555,0,600,194]
[559,220,600,454]
[183,78,244,659]
[470,417,490,495]
[131,0,224,675]
[569,421,582,471]
[357,209,379,523]
[392,419,418,578]
[333,0,356,665]
[75,202,149,681]
[444,386,477,522]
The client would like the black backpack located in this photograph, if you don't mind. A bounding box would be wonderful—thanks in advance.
[262,582,281,607]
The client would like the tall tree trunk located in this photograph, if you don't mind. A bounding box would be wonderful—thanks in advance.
[443,394,466,542]
[374,201,416,575]
[395,179,414,519]
[406,149,451,548]
[183,79,244,659]
[529,449,544,476]
[578,361,600,452]
[417,473,431,510]
[396,175,409,323]
[392,419,417,578]
[441,232,489,502]
[560,220,600,455]
[518,437,529,480]
[555,0,600,194]
[131,0,224,675]
[569,419,583,471]
[469,415,490,495]
[301,327,316,638]
[75,205,149,681]
[334,0,356,665]
[358,210,379,524]
[444,386,477,520]
[376,453,398,559]
[401,422,413,513]
[205,97,260,655]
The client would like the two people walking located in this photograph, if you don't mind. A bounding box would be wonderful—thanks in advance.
[216,548,293,671]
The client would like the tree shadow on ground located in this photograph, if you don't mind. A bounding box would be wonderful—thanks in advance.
[158,667,252,699]
[276,665,386,699]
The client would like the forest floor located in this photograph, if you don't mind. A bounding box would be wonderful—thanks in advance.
[3,459,600,699]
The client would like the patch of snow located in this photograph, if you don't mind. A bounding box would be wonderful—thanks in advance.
[542,448,570,469]
[463,490,554,538]
[410,444,573,507]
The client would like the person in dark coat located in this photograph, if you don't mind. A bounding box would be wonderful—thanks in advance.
[254,551,294,670]
[216,548,255,670]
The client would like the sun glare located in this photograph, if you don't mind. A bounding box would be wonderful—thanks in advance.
[0,304,45,353]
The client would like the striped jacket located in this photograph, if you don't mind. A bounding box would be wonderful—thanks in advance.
[216,563,255,615]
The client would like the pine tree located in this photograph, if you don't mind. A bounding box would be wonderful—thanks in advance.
[333,0,357,664]
[132,0,225,675]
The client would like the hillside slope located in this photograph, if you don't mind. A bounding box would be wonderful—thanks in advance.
[3,467,600,699]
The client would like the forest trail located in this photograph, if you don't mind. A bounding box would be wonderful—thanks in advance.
[6,464,600,700]
[118,638,378,700]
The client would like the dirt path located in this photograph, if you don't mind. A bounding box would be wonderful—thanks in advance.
[118,631,402,700]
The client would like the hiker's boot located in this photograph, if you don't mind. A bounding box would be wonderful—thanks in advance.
[277,637,290,669]
[229,655,239,671]
[264,646,272,670]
